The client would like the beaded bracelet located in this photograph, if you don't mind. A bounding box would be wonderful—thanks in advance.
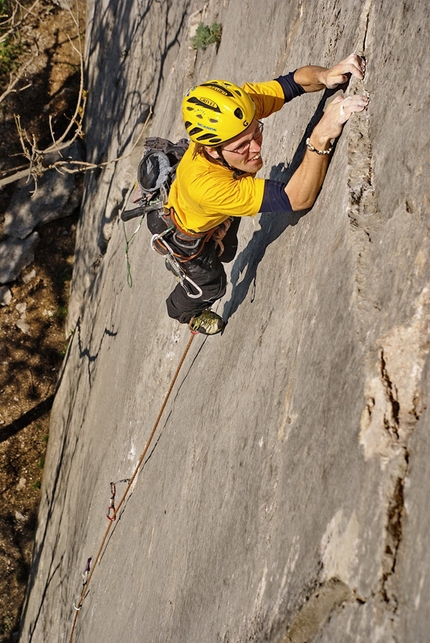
[305,137,333,155]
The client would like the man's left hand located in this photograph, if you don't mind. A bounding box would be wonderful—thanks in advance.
[322,53,366,89]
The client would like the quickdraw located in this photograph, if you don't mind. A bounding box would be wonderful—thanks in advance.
[150,231,203,299]
[106,479,131,521]
[73,557,92,611]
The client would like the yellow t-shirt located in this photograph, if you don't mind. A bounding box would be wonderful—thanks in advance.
[168,80,286,233]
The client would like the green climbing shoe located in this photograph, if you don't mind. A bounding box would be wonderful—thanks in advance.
[189,310,226,336]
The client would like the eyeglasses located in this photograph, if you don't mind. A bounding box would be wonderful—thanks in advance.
[223,121,264,156]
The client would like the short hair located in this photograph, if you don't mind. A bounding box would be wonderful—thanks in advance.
[192,143,224,167]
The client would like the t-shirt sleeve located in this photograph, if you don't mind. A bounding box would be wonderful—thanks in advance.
[260,180,293,212]
[274,71,306,102]
[242,80,286,119]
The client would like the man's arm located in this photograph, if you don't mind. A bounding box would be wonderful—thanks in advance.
[285,93,368,210]
[294,53,366,92]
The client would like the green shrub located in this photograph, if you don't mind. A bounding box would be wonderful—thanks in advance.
[191,22,222,51]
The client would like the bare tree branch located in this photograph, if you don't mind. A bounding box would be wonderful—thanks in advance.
[0,1,152,192]
[0,54,36,103]
[0,109,152,188]
[0,1,85,190]
[0,0,40,44]
[0,2,41,104]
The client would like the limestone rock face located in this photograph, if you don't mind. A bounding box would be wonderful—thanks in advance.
[19,2,430,643]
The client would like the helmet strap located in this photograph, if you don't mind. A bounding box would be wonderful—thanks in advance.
[215,146,248,179]
[202,145,246,180]
[215,146,234,170]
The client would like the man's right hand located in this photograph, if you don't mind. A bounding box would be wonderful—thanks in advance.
[313,93,369,143]
[285,93,369,211]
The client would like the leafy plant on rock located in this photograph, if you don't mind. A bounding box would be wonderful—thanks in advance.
[191,22,222,51]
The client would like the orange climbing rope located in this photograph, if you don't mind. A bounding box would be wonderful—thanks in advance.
[68,332,195,643]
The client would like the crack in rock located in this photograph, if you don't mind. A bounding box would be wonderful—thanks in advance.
[345,0,378,241]
[360,287,429,462]
[379,349,400,440]
[359,287,430,616]
[381,461,408,612]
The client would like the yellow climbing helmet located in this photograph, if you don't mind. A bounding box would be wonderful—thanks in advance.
[182,80,256,146]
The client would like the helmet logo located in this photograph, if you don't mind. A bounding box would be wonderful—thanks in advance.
[198,97,218,110]
[243,120,249,127]
[187,96,221,112]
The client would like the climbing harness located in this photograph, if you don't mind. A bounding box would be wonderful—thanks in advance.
[67,332,196,643]
[150,207,231,260]
[120,137,231,297]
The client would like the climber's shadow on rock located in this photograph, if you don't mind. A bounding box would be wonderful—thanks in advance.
[222,87,341,322]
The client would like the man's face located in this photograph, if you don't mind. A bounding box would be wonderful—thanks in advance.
[207,119,264,174]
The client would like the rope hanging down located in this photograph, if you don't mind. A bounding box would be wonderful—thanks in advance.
[68,332,195,643]
[122,215,145,288]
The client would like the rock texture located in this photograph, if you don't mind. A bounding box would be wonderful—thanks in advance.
[19,1,430,642]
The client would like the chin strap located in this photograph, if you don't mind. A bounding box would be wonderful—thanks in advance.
[215,146,248,179]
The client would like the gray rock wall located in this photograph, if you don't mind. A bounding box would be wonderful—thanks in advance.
[19,1,430,642]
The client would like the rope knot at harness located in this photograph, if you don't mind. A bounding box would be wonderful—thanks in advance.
[211,218,231,256]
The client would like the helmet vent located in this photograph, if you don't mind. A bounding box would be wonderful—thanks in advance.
[197,133,222,143]
[201,82,234,98]
[234,107,243,119]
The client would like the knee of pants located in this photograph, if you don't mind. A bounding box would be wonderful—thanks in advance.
[220,242,238,263]
[195,270,226,301]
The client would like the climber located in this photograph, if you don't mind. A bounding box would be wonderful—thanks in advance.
[160,53,368,335]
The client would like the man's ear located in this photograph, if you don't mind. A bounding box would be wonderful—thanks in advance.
[204,146,221,160]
